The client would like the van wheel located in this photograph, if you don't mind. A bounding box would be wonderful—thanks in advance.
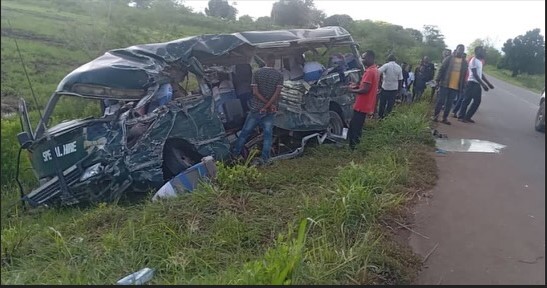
[162,140,200,180]
[328,110,344,136]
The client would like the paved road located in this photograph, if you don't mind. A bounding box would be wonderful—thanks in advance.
[410,75,545,285]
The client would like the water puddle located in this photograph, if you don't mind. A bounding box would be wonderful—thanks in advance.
[435,139,507,153]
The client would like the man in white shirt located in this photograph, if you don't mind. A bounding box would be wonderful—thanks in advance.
[377,54,403,118]
[407,65,415,103]
[457,46,494,123]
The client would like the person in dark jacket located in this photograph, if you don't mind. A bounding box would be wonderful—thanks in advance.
[432,44,468,125]
[413,56,435,101]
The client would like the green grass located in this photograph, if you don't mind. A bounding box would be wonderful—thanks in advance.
[484,66,544,94]
[1,101,436,285]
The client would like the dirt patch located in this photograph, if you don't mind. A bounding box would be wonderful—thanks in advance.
[1,27,66,46]
[1,96,19,118]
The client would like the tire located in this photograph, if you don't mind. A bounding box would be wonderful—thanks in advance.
[535,101,545,132]
[162,141,200,179]
[327,110,344,136]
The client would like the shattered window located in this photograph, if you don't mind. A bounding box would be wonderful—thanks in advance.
[48,95,102,127]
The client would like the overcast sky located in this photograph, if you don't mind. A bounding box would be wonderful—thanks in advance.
[183,0,545,50]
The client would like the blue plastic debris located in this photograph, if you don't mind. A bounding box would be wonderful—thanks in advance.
[152,156,217,201]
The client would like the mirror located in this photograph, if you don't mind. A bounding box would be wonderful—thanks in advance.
[18,98,34,140]
[17,131,33,149]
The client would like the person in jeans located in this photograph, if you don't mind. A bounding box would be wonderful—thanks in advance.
[377,54,403,119]
[232,54,284,163]
[433,44,468,125]
[458,46,494,123]
[346,50,379,149]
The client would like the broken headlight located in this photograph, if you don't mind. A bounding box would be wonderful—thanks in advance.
[80,163,103,181]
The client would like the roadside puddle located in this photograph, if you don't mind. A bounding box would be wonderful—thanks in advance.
[435,139,507,153]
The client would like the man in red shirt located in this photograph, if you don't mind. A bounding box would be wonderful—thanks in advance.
[346,50,379,150]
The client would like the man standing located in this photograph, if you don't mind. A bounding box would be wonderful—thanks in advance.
[377,54,403,119]
[458,46,494,123]
[433,44,468,125]
[232,54,284,163]
[413,56,435,102]
[346,50,379,150]
[431,49,454,103]
[451,52,473,117]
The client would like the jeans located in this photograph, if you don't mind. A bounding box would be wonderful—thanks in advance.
[458,81,482,120]
[378,89,397,119]
[434,87,459,120]
[348,110,367,149]
[232,111,275,161]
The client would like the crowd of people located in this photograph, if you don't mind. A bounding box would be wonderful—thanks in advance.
[227,44,496,161]
[344,44,495,150]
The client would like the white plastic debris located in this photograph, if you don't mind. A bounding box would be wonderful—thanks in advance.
[116,267,154,285]
[342,128,348,139]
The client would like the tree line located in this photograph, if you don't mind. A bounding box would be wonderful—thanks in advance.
[129,0,545,77]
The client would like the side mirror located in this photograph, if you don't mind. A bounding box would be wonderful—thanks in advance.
[18,98,34,140]
[17,132,33,149]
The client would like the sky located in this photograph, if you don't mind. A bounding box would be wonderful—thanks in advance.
[182,0,546,50]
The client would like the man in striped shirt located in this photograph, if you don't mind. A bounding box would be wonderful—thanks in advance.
[232,54,284,163]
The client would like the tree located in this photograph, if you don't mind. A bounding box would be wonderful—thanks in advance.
[499,28,545,76]
[150,0,190,10]
[422,25,446,47]
[238,15,253,24]
[271,0,324,27]
[131,0,153,8]
[405,28,423,43]
[309,8,326,27]
[205,0,238,21]
[255,16,273,29]
[323,14,353,29]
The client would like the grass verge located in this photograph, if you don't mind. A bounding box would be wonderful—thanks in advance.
[484,66,544,94]
[1,101,437,285]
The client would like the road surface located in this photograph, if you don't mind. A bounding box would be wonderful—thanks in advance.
[410,75,545,285]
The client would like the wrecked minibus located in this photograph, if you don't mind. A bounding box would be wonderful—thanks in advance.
[16,26,363,207]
